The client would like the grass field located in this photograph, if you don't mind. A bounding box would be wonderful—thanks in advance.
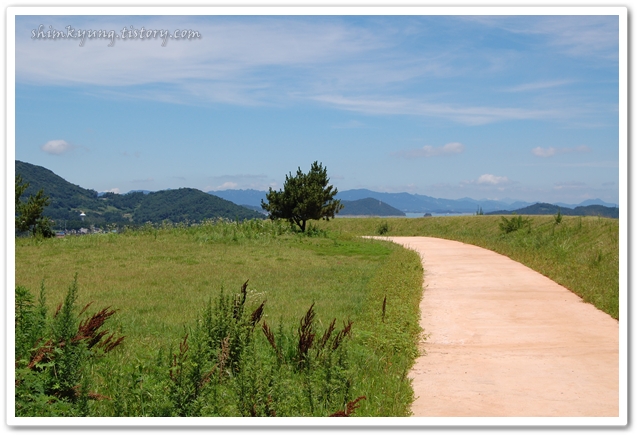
[318,214,619,320]
[14,214,618,416]
[14,220,423,416]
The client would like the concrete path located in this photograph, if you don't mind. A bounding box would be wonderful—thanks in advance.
[381,236,619,417]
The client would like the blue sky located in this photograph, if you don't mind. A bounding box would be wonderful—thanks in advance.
[13,12,622,204]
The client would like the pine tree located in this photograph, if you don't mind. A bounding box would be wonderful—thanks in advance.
[261,162,343,232]
[15,174,54,237]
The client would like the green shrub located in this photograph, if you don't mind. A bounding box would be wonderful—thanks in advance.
[376,221,390,235]
[499,215,532,234]
[554,210,563,225]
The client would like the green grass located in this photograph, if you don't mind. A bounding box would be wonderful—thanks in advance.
[317,215,619,319]
[16,214,617,416]
[15,219,423,416]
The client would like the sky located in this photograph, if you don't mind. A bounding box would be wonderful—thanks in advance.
[12,10,622,205]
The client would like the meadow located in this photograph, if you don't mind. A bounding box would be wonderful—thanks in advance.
[14,219,423,417]
[14,214,619,417]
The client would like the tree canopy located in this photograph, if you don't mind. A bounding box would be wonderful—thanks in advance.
[261,161,343,232]
[15,174,54,237]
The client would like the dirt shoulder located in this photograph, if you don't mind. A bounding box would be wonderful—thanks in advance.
[380,236,619,417]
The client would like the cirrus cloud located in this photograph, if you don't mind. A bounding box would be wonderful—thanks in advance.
[41,139,73,155]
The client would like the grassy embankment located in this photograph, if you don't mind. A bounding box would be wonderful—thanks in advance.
[318,215,619,320]
[15,220,423,416]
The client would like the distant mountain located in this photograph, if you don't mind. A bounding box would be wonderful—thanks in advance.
[212,188,536,214]
[556,198,618,209]
[572,205,619,218]
[337,198,406,217]
[15,161,263,229]
[208,189,267,209]
[487,202,618,219]
[338,189,531,214]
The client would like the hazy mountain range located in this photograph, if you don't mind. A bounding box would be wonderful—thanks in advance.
[337,198,406,217]
[487,202,619,219]
[209,188,616,214]
[15,160,618,231]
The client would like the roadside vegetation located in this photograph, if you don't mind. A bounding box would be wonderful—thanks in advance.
[15,219,423,416]
[318,215,619,320]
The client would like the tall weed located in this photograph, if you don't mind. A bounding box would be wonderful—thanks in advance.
[15,223,424,416]
[15,276,124,416]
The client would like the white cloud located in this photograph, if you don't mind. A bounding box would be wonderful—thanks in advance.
[15,15,616,129]
[395,142,465,158]
[532,145,591,158]
[217,182,238,190]
[477,174,509,185]
[104,188,120,194]
[203,174,271,191]
[16,17,382,88]
[41,139,73,155]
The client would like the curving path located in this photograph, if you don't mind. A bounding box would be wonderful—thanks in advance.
[379,236,619,417]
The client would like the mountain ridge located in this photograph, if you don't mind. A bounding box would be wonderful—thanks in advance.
[15,161,263,230]
[17,160,618,228]
[337,198,406,217]
[486,202,619,219]
[209,188,614,214]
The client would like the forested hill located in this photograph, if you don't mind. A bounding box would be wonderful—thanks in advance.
[16,159,101,209]
[487,202,619,219]
[130,188,264,223]
[15,160,264,230]
[337,198,406,217]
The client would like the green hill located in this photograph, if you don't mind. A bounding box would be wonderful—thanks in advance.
[338,198,406,217]
[487,202,618,219]
[16,160,109,229]
[15,161,264,230]
[132,188,264,223]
